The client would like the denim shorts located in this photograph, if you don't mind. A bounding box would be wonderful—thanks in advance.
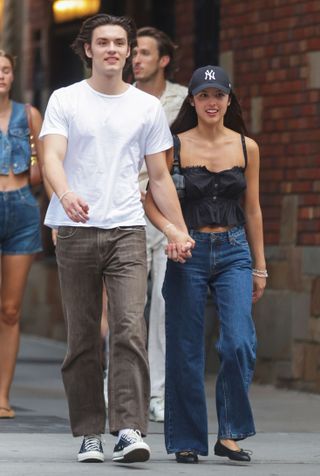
[0,185,42,255]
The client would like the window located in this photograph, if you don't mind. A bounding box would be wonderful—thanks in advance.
[194,0,220,67]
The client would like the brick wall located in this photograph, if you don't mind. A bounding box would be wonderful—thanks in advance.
[220,0,320,246]
[220,0,320,392]
[22,0,50,108]
[175,0,195,84]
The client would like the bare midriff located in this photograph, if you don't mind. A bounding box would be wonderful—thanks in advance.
[0,169,29,191]
[196,225,232,233]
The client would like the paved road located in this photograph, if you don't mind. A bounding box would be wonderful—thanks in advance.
[0,335,320,475]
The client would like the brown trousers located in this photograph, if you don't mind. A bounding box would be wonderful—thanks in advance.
[56,226,149,437]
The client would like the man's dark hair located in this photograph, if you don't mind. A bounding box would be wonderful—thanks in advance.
[71,13,137,69]
[136,26,178,79]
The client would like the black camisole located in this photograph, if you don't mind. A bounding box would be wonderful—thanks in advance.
[172,134,248,229]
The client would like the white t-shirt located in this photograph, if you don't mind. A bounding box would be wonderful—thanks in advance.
[40,80,173,229]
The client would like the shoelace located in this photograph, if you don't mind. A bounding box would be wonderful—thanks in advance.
[121,429,142,444]
[155,399,164,411]
[83,436,101,452]
[151,397,164,411]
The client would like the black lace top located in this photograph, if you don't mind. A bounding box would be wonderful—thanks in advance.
[172,135,247,229]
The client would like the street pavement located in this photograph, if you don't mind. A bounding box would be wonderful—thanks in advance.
[0,334,320,475]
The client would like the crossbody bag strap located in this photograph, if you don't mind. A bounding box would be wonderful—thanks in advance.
[25,103,37,159]
[172,134,182,173]
[25,103,32,131]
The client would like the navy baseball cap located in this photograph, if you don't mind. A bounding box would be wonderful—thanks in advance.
[188,65,232,95]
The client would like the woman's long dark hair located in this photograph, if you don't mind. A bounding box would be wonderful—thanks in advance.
[171,91,247,135]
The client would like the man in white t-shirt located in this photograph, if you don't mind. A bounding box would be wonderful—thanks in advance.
[40,14,193,464]
[132,27,187,423]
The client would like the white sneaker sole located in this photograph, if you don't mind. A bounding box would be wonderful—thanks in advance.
[78,450,104,463]
[113,442,150,463]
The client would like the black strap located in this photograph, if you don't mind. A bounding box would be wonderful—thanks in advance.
[172,134,182,173]
[241,134,248,169]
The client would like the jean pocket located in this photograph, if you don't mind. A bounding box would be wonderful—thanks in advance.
[117,226,145,232]
[57,226,78,240]
[20,191,39,208]
[231,232,249,249]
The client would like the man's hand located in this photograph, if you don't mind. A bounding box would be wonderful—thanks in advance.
[60,191,89,223]
[164,224,195,263]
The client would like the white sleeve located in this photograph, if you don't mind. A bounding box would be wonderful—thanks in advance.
[39,90,69,139]
[144,102,173,156]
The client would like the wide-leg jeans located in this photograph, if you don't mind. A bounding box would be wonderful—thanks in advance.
[163,226,256,455]
[56,226,150,437]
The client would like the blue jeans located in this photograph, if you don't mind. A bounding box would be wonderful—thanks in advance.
[163,226,256,455]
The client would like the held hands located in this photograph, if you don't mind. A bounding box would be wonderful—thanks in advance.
[163,224,195,263]
[59,191,89,223]
[252,275,266,303]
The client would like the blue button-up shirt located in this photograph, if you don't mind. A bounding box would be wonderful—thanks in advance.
[0,101,31,175]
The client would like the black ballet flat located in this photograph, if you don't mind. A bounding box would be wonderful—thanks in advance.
[214,440,251,462]
[175,450,199,464]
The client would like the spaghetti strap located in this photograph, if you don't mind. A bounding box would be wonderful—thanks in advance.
[241,134,248,169]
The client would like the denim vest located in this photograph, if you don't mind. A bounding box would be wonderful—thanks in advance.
[0,101,31,175]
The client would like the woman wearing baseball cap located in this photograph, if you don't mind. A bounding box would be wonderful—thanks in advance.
[144,65,266,463]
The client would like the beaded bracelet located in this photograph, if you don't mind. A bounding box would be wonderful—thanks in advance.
[252,268,268,278]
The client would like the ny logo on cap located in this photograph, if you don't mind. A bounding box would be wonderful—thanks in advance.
[205,69,215,80]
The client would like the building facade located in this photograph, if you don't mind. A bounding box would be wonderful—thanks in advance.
[1,0,319,391]
[218,0,320,393]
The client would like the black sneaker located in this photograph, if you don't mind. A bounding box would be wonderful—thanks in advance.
[112,429,150,463]
[78,435,104,462]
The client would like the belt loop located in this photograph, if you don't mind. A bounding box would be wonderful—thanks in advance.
[18,187,23,200]
[227,228,234,244]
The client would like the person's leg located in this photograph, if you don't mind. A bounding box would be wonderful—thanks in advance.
[163,233,210,457]
[0,254,34,413]
[209,228,256,447]
[56,227,105,437]
[104,226,149,436]
[101,290,109,350]
[146,220,167,420]
[0,186,41,417]
[103,226,151,463]
[101,289,109,409]
[144,219,152,330]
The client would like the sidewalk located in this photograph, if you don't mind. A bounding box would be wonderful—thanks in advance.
[0,334,320,475]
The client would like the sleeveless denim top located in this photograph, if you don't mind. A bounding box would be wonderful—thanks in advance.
[173,134,248,229]
[0,101,31,175]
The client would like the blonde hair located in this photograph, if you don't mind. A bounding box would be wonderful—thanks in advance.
[0,49,16,69]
